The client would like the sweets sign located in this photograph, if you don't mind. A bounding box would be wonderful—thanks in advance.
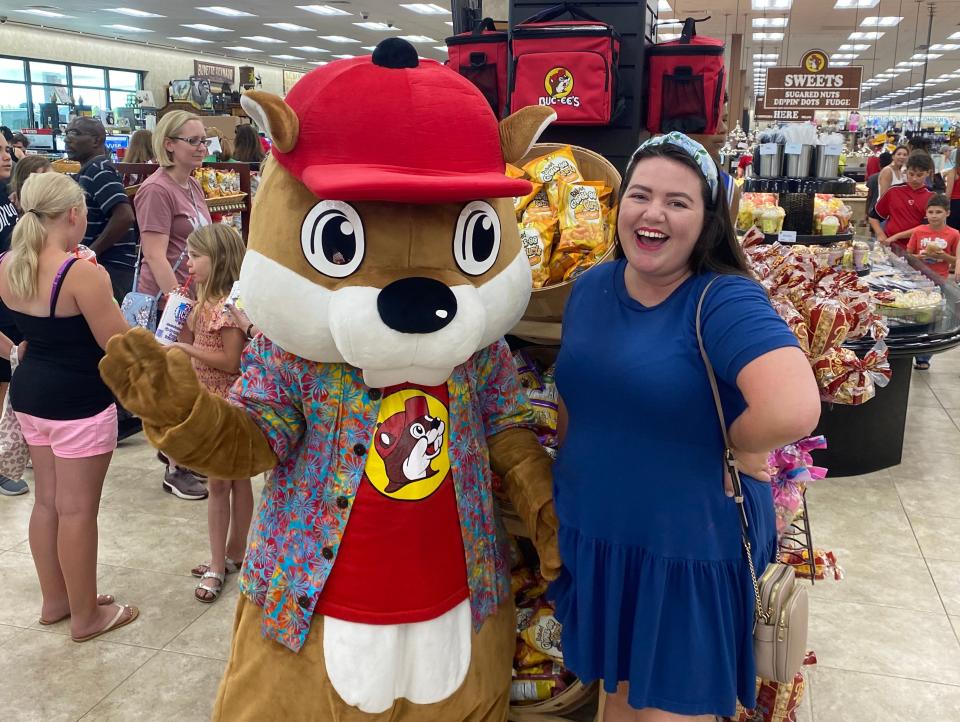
[754,97,815,123]
[763,50,862,111]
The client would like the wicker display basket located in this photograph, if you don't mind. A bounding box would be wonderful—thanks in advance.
[511,143,622,344]
[509,680,600,721]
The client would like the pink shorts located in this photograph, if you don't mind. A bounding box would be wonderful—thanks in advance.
[15,404,118,458]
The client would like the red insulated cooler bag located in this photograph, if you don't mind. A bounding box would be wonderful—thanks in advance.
[510,3,622,125]
[445,18,510,118]
[646,17,726,135]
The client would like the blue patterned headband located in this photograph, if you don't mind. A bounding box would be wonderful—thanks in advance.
[632,132,720,202]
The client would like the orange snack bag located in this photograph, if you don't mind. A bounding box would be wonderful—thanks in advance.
[556,181,610,253]
[522,146,583,209]
[506,163,526,179]
[520,187,559,288]
[514,182,543,219]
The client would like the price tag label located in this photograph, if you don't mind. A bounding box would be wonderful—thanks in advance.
[784,143,802,155]
[778,230,798,243]
[824,145,842,156]
[759,143,779,156]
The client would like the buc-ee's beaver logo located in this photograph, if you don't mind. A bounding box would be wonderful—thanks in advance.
[540,67,580,108]
[365,390,450,501]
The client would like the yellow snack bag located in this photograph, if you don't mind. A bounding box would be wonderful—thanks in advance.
[605,202,618,249]
[506,163,526,179]
[557,181,609,252]
[514,182,543,219]
[519,187,559,288]
[522,146,583,208]
[521,607,564,660]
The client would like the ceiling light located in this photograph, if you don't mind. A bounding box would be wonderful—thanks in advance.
[433,46,447,52]
[331,54,356,59]
[839,44,870,51]
[834,0,879,7]
[445,21,453,26]
[106,24,152,32]
[755,61,776,67]
[271,54,304,60]
[353,22,399,31]
[319,35,361,43]
[399,3,450,14]
[242,36,286,43]
[297,4,351,15]
[292,46,328,52]
[182,23,232,31]
[930,44,960,51]
[754,53,779,60]
[831,53,858,60]
[659,0,672,10]
[168,36,214,43]
[399,35,437,43]
[196,6,255,16]
[860,16,902,26]
[19,9,74,18]
[658,33,680,41]
[106,8,165,17]
[752,18,788,27]
[898,60,925,67]
[224,46,262,52]
[849,31,884,40]
[752,0,791,8]
[753,32,784,41]
[310,61,328,65]
[912,53,942,60]
[266,22,314,31]
[831,61,850,66]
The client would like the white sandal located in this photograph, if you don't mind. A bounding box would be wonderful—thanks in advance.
[194,570,225,604]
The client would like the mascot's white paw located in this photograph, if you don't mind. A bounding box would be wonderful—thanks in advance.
[323,601,472,713]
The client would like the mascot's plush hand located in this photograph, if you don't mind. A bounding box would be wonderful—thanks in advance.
[488,427,563,580]
[99,327,200,431]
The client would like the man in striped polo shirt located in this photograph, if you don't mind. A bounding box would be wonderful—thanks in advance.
[65,118,137,303]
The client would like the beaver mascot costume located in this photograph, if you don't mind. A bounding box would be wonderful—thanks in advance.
[100,38,562,721]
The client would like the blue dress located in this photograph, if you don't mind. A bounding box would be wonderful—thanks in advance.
[550,261,800,717]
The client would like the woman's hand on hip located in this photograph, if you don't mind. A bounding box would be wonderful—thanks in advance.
[724,448,772,496]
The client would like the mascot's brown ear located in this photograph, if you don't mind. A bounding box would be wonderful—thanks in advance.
[240,91,299,154]
[499,107,557,165]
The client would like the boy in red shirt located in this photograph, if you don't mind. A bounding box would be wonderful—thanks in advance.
[872,151,935,249]
[905,194,958,370]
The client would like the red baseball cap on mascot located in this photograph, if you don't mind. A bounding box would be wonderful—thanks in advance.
[272,38,532,204]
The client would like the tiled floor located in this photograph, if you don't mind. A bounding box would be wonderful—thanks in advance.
[2,352,960,721]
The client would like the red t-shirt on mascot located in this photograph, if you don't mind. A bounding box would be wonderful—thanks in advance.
[315,384,469,624]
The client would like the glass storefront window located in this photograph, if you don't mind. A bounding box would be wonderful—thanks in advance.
[109,70,139,91]
[0,58,25,82]
[72,66,105,87]
[29,61,67,86]
[0,83,30,131]
[73,88,107,116]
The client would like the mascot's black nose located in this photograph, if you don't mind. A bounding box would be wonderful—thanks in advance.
[377,277,458,334]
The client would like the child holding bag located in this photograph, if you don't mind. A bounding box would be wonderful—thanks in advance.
[168,224,252,602]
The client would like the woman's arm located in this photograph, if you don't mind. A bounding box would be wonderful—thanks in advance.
[172,327,245,374]
[878,166,892,198]
[947,168,956,200]
[140,231,179,294]
[73,264,131,350]
[728,346,820,455]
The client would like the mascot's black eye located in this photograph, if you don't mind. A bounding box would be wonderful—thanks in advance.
[300,200,365,278]
[453,201,501,276]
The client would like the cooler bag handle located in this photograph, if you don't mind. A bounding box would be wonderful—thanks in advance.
[680,15,711,44]
[520,3,602,25]
[471,17,498,35]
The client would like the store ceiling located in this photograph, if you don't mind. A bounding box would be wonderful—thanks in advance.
[662,0,960,116]
[5,0,960,115]
[1,1,456,73]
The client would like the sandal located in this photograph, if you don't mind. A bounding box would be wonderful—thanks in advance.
[195,570,225,603]
[191,557,242,578]
[915,361,931,370]
[39,594,116,626]
[71,604,139,642]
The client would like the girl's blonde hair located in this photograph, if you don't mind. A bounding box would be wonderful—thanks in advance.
[187,224,245,310]
[125,129,155,164]
[153,110,202,168]
[7,172,85,298]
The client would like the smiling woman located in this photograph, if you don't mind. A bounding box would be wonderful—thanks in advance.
[549,132,821,721]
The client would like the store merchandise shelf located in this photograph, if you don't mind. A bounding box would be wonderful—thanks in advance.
[744,176,858,196]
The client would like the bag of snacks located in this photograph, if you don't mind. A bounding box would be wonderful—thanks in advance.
[506,163,526,179]
[556,181,611,253]
[520,188,559,288]
[514,182,543,219]
[521,605,564,660]
[523,146,583,208]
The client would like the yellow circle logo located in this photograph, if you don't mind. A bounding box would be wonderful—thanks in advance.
[365,389,450,501]
[544,67,575,99]
[802,50,828,73]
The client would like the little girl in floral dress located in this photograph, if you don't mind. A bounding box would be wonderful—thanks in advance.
[171,223,253,603]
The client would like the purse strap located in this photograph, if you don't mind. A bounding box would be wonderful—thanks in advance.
[694,275,769,624]
[131,178,196,297]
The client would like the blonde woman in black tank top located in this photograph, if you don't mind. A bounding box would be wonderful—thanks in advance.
[0,172,138,642]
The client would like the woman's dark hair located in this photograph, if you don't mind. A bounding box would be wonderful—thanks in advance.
[0,127,12,143]
[878,151,893,170]
[233,124,265,163]
[614,141,750,277]
[10,133,28,148]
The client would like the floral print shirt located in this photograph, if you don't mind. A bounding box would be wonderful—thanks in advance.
[229,335,534,653]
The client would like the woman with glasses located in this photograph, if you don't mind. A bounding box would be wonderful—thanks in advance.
[133,110,211,501]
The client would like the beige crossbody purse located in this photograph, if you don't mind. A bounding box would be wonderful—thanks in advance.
[695,277,809,684]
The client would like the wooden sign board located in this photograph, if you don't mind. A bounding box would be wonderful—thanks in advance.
[763,50,862,111]
[194,60,236,85]
[754,97,815,122]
